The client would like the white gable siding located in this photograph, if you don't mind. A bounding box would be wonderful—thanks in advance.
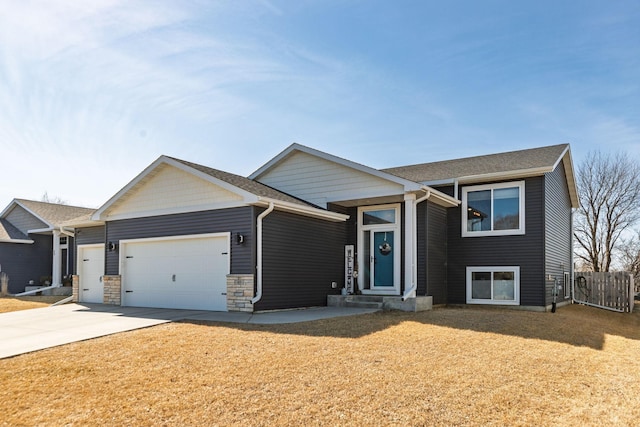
[107,164,244,218]
[6,206,48,233]
[257,151,403,207]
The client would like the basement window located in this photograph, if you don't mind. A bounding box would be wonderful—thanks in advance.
[466,266,520,305]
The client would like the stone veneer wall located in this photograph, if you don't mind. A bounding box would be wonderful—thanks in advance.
[103,275,121,305]
[72,275,79,302]
[227,274,254,312]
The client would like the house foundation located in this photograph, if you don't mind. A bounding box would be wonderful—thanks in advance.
[103,275,121,305]
[226,274,254,312]
[327,295,433,312]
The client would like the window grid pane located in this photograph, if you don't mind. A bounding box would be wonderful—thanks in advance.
[467,190,491,232]
[464,183,523,236]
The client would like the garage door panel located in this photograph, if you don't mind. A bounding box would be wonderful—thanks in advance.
[122,235,229,311]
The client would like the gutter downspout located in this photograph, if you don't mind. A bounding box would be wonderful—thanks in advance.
[570,208,575,303]
[14,285,60,297]
[402,190,431,301]
[252,202,275,305]
[59,226,75,238]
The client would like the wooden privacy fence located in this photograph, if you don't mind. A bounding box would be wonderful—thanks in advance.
[574,271,635,313]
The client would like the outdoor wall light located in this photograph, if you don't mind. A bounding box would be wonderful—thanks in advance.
[236,234,245,244]
[107,241,118,252]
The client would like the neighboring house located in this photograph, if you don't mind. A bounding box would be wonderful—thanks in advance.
[67,143,578,312]
[0,199,95,294]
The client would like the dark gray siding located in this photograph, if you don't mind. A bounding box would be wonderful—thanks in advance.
[0,234,52,293]
[258,210,348,311]
[544,164,573,304]
[76,226,105,246]
[447,177,545,306]
[105,207,254,276]
[328,204,357,246]
[62,237,75,281]
[5,206,47,234]
[417,201,448,304]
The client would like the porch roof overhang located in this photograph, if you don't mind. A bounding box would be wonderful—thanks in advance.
[254,197,349,222]
[0,238,34,244]
[329,186,459,208]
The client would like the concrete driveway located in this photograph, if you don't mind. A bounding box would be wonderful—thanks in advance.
[0,303,379,359]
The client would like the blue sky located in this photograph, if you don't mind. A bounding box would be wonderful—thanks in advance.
[0,0,638,209]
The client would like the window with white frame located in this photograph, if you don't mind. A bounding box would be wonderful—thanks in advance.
[466,266,520,305]
[462,181,525,237]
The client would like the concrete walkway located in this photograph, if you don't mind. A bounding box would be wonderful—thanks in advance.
[0,303,379,359]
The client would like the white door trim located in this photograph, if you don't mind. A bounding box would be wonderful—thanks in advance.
[77,243,105,303]
[357,204,401,295]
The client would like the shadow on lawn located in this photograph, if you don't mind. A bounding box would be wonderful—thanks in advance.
[184,303,640,351]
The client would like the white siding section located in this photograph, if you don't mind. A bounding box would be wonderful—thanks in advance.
[108,164,243,218]
[6,206,47,233]
[257,151,403,207]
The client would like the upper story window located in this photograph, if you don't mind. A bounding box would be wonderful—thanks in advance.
[462,181,525,237]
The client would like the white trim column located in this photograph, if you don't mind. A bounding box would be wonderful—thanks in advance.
[52,229,62,286]
[404,193,416,299]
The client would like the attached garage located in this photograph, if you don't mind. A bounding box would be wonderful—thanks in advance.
[120,233,230,311]
[77,244,105,303]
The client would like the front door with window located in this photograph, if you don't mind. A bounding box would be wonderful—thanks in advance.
[358,205,401,295]
[372,230,394,288]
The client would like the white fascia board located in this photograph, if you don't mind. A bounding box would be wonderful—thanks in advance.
[61,219,105,228]
[100,201,252,222]
[556,146,580,208]
[419,179,456,187]
[0,238,34,244]
[0,199,17,218]
[2,200,53,228]
[456,166,554,185]
[250,143,423,192]
[257,197,349,222]
[92,156,168,220]
[92,155,260,221]
[27,227,54,234]
[420,186,460,207]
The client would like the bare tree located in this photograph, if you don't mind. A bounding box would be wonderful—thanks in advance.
[574,151,640,272]
[619,232,640,280]
[41,192,68,205]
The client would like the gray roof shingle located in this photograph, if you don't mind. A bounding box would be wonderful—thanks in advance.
[382,144,569,183]
[14,199,96,228]
[168,157,319,208]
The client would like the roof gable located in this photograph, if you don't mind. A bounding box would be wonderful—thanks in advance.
[0,218,32,243]
[250,143,425,207]
[251,144,423,190]
[93,156,348,222]
[0,199,95,233]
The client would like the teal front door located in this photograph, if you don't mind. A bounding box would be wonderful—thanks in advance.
[372,230,394,287]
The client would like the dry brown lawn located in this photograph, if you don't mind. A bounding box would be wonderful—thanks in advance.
[1,303,639,426]
[0,296,67,313]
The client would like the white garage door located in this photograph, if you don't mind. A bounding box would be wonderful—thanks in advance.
[78,244,105,303]
[121,233,229,311]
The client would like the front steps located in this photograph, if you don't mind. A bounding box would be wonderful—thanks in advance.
[327,294,433,312]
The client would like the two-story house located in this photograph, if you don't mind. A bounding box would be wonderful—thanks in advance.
[65,143,577,312]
